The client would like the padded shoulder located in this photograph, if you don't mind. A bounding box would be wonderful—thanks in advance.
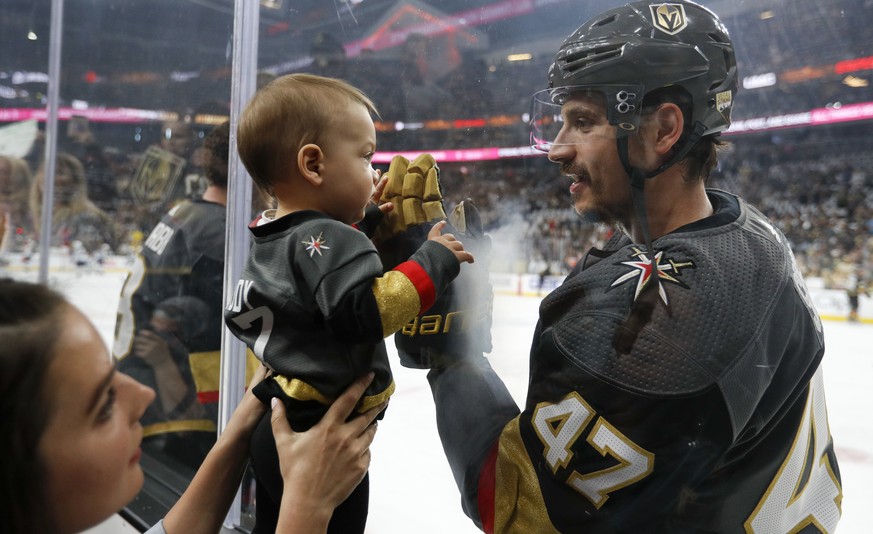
[545,199,797,397]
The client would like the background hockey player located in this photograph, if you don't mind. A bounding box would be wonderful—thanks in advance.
[114,121,234,469]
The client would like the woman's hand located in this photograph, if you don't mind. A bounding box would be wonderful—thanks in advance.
[271,373,384,530]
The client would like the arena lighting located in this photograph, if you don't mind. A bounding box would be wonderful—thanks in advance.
[341,0,572,57]
[390,121,424,131]
[835,56,873,74]
[780,65,830,84]
[10,71,49,84]
[0,107,176,123]
[759,10,775,20]
[507,53,533,61]
[194,113,229,126]
[743,73,777,90]
[454,118,487,128]
[346,3,478,56]
[843,75,869,88]
[3,99,873,163]
[725,101,873,133]
[170,71,200,82]
[371,146,541,163]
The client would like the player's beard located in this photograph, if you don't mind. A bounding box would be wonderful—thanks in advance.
[564,164,633,228]
[572,188,604,224]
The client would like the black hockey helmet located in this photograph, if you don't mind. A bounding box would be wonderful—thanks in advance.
[531,0,738,151]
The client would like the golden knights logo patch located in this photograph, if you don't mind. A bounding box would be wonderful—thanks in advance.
[650,3,688,35]
[302,232,330,257]
[609,247,694,308]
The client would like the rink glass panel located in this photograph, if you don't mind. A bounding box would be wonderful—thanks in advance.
[0,0,870,532]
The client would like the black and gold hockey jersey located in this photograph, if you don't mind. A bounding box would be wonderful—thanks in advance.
[114,199,226,435]
[479,190,842,533]
[112,200,226,468]
[225,210,459,430]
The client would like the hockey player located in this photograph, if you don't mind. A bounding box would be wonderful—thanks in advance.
[225,73,473,534]
[847,268,869,322]
[113,121,232,469]
[386,1,843,532]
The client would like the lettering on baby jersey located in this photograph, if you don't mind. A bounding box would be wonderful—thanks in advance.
[227,279,255,313]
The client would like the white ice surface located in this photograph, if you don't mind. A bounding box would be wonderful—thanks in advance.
[48,270,872,533]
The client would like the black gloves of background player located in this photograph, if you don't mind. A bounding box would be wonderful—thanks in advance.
[373,154,493,369]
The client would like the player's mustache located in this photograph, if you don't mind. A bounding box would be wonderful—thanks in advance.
[560,164,586,179]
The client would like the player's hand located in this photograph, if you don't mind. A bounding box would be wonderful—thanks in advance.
[393,200,494,369]
[271,373,383,511]
[372,153,446,247]
[428,220,474,264]
[374,154,449,270]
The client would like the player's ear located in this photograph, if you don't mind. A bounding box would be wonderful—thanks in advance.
[651,103,684,156]
[298,144,324,186]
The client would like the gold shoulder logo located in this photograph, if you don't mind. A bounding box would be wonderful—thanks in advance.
[650,3,688,35]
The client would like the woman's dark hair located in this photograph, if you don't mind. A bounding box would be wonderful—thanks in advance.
[0,279,67,534]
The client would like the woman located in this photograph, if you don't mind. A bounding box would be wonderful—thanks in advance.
[0,278,382,534]
[0,155,33,252]
[29,152,119,253]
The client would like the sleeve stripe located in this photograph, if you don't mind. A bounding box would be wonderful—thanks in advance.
[478,442,499,534]
[198,391,219,404]
[394,260,436,312]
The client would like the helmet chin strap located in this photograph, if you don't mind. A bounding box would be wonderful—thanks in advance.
[611,122,705,354]
[615,121,706,247]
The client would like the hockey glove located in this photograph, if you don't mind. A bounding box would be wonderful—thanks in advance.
[392,200,494,369]
[372,153,446,266]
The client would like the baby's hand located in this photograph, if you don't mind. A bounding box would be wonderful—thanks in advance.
[428,220,474,264]
[371,173,394,216]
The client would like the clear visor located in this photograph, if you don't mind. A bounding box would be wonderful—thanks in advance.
[529,85,645,152]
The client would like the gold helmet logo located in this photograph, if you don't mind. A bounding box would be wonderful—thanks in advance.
[650,3,688,35]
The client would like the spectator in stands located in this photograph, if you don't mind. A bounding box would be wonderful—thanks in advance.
[0,155,33,253]
[28,152,119,254]
[62,116,118,213]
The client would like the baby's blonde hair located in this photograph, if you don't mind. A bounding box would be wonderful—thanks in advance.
[237,73,378,196]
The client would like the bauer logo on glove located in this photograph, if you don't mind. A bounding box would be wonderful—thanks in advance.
[392,199,494,369]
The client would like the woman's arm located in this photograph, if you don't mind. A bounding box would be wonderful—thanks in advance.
[159,365,268,534]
